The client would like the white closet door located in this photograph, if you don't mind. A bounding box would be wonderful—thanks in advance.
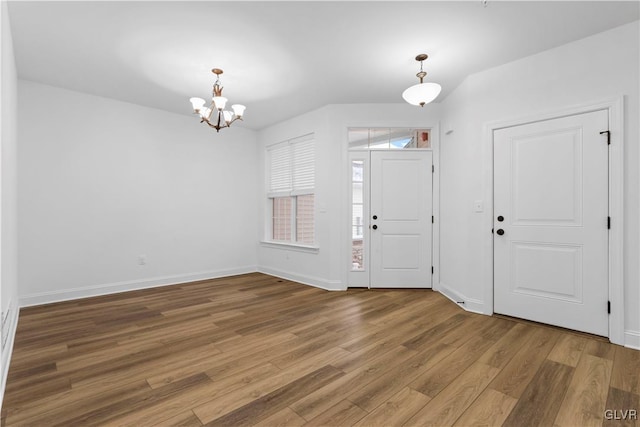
[494,110,609,336]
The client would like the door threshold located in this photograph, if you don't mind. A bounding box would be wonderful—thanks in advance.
[493,313,609,342]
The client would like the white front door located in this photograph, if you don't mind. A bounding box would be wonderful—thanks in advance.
[494,110,609,336]
[370,150,433,288]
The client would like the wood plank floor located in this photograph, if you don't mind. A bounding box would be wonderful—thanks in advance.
[2,272,638,426]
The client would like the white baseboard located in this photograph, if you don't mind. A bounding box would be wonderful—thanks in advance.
[257,266,344,291]
[0,301,20,413]
[624,330,640,350]
[437,281,487,315]
[19,266,258,307]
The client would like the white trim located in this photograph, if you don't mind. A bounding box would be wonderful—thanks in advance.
[259,240,320,253]
[432,125,441,290]
[0,302,19,413]
[607,98,625,346]
[18,266,257,307]
[624,330,640,350]
[483,97,625,345]
[257,266,344,291]
[290,189,314,197]
[267,191,291,199]
[437,281,486,315]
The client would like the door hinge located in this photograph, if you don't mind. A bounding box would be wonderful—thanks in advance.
[608,300,611,314]
[431,266,434,274]
[600,130,611,145]
[432,165,435,173]
[432,215,434,223]
[608,216,611,229]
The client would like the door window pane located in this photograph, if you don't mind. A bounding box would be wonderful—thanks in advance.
[352,160,364,271]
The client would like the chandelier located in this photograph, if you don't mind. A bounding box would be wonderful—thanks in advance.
[402,54,442,107]
[189,68,246,132]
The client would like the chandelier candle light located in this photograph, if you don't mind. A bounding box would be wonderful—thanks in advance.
[189,68,246,132]
[402,54,441,107]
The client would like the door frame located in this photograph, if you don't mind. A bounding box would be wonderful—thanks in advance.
[343,123,441,290]
[482,97,624,345]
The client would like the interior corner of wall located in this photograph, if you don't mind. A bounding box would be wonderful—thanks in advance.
[256,265,343,291]
[437,281,487,315]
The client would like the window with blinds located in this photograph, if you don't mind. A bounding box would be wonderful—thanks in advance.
[266,134,315,245]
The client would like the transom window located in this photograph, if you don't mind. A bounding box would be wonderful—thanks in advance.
[348,128,431,150]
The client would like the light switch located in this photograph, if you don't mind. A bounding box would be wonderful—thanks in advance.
[473,200,483,213]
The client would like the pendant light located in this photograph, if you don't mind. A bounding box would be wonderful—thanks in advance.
[402,54,441,107]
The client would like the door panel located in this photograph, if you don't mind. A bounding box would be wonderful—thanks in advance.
[370,151,432,288]
[381,235,421,269]
[380,161,422,220]
[494,110,608,336]
[511,242,583,303]
[511,128,583,225]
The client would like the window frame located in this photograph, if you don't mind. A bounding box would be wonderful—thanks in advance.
[264,134,318,250]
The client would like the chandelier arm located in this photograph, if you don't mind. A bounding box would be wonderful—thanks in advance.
[202,115,242,131]
[228,116,243,126]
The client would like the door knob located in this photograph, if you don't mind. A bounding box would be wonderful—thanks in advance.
[372,224,378,230]
[372,215,378,220]
[496,229,505,236]
[497,215,504,222]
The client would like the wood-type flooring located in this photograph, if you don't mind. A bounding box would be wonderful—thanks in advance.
[2,272,639,426]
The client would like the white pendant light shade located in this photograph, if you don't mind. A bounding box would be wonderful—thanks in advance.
[402,82,442,106]
[200,107,212,119]
[222,110,233,123]
[231,104,246,117]
[190,97,206,111]
[212,96,228,111]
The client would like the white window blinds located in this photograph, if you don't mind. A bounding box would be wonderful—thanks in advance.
[267,134,315,196]
[268,143,292,194]
[292,136,315,194]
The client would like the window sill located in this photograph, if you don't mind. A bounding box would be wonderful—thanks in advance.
[260,241,320,253]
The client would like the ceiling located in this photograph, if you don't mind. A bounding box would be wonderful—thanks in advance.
[7,1,639,130]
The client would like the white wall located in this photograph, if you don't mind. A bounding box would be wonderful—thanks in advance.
[257,106,339,289]
[18,81,259,305]
[439,21,640,346]
[257,103,442,290]
[0,0,20,408]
